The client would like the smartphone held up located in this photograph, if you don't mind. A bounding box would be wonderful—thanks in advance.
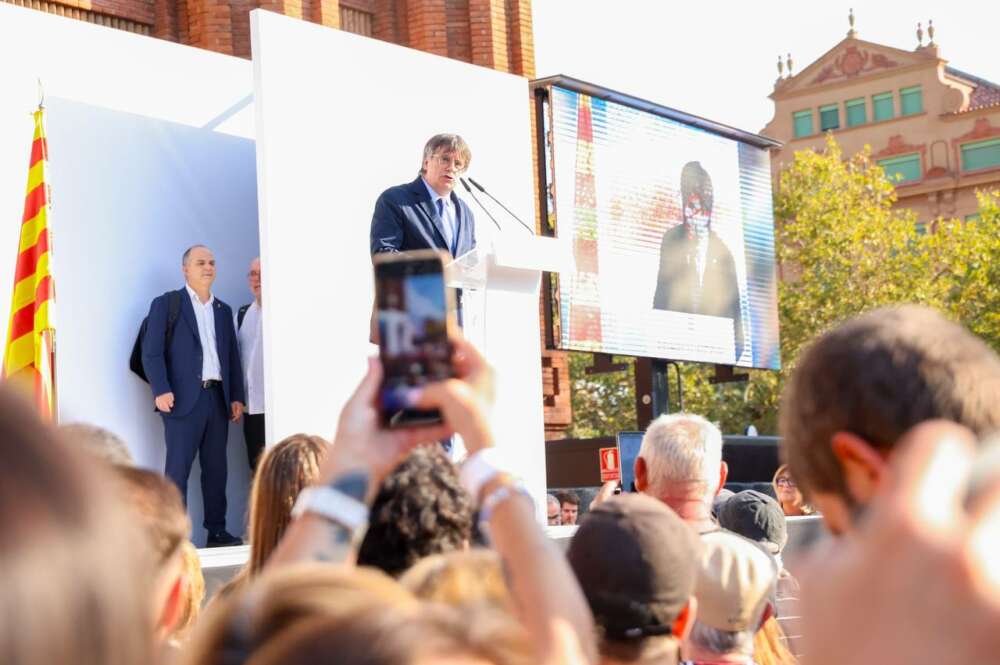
[373,250,456,428]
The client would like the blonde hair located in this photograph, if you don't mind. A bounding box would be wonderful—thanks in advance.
[248,603,533,665]
[180,564,417,665]
[753,616,798,665]
[246,434,327,575]
[400,548,512,611]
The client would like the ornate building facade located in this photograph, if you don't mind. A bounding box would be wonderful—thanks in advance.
[762,14,1000,225]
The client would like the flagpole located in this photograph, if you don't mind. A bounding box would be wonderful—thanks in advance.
[2,95,58,419]
[38,89,58,422]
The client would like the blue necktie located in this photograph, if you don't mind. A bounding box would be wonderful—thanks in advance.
[437,198,458,255]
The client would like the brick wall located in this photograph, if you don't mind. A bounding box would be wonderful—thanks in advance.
[9,0,573,437]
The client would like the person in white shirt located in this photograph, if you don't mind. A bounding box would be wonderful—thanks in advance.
[237,257,265,470]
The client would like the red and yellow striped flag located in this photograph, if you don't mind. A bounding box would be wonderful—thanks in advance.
[3,108,56,419]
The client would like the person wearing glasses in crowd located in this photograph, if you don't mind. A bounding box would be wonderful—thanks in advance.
[772,463,813,516]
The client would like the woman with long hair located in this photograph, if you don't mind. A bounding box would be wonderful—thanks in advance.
[215,434,326,600]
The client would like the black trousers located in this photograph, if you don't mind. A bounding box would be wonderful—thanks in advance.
[163,383,228,532]
[243,412,266,471]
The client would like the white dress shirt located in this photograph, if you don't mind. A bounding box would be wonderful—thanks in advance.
[422,178,457,252]
[236,301,265,415]
[185,285,222,381]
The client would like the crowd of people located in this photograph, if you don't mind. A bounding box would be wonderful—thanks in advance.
[4,303,1000,665]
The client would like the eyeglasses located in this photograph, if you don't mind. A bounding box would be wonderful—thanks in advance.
[775,477,796,488]
[248,270,261,278]
[433,153,466,171]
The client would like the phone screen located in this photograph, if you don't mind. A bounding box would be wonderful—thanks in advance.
[616,431,644,492]
[375,252,453,428]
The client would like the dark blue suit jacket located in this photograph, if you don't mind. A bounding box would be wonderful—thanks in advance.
[141,288,245,419]
[370,177,476,257]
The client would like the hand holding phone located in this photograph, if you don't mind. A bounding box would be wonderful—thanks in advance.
[374,250,456,428]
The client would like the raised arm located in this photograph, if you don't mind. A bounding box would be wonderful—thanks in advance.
[266,357,449,567]
[416,337,597,665]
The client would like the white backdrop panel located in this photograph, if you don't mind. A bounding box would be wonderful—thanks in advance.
[251,10,546,514]
[0,4,258,544]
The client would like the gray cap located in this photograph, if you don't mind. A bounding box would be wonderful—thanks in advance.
[717,490,787,554]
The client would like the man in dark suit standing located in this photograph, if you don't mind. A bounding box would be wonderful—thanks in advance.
[653,161,745,362]
[370,133,476,258]
[142,245,245,547]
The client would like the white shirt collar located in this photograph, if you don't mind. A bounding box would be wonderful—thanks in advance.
[185,284,215,306]
[421,177,452,207]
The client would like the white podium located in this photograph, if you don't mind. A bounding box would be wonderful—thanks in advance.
[446,235,573,522]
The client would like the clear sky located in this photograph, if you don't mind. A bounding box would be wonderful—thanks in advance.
[532,0,1000,136]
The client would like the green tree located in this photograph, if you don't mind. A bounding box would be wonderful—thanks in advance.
[567,138,1000,437]
[567,352,636,438]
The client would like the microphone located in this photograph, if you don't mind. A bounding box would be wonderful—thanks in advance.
[459,177,502,232]
[467,177,534,235]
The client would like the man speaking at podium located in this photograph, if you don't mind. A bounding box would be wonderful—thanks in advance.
[370,133,477,258]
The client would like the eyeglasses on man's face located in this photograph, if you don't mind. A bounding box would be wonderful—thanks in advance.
[433,152,466,171]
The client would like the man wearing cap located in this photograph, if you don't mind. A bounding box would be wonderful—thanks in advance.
[634,413,728,535]
[567,493,699,665]
[683,531,777,665]
[717,490,802,661]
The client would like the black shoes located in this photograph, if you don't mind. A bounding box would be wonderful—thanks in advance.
[206,529,243,547]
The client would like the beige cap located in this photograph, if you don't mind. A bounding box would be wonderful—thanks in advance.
[695,530,777,632]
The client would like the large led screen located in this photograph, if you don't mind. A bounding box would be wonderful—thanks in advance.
[545,86,780,369]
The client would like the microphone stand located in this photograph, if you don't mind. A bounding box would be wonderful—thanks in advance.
[467,177,535,235]
[459,177,502,232]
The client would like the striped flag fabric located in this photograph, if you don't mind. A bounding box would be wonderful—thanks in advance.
[3,108,56,419]
[568,93,604,346]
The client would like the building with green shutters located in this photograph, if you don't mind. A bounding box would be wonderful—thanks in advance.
[762,12,1000,225]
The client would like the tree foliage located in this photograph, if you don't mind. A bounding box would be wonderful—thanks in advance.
[567,135,1000,437]
[567,352,636,439]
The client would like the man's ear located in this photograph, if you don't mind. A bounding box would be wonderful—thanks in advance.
[716,460,729,496]
[635,456,648,493]
[830,431,888,504]
[673,596,697,642]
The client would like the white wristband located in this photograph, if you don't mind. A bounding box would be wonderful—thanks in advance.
[292,486,369,531]
[459,447,507,502]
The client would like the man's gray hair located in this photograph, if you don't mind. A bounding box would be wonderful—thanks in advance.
[638,413,723,501]
[419,134,472,175]
[546,494,560,508]
[181,244,209,265]
[688,620,755,658]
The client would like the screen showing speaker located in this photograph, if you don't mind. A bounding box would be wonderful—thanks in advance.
[542,85,780,370]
